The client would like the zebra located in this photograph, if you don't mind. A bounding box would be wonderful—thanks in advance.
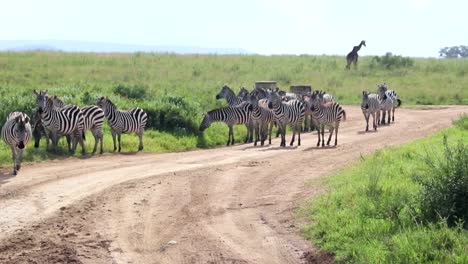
[216,85,253,143]
[33,90,72,151]
[245,92,276,146]
[377,83,402,123]
[310,91,346,147]
[96,96,148,152]
[361,91,381,131]
[376,84,395,125]
[80,105,105,154]
[1,112,32,175]
[199,102,253,146]
[266,89,305,147]
[37,95,86,154]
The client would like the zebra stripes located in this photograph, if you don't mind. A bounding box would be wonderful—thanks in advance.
[199,102,253,146]
[37,95,86,154]
[310,91,346,147]
[267,89,305,147]
[1,112,32,175]
[361,91,381,131]
[246,92,276,146]
[97,96,148,152]
[80,105,105,154]
[377,83,402,124]
[216,85,246,106]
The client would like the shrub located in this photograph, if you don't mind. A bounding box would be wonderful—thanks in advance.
[370,52,414,69]
[113,84,147,100]
[413,135,468,227]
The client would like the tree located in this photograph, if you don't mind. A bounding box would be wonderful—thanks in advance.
[439,45,468,58]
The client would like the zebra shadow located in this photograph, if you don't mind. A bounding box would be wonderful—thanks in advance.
[259,145,299,151]
[240,144,271,151]
[115,151,140,156]
[357,130,378,135]
[0,170,15,186]
[303,145,338,151]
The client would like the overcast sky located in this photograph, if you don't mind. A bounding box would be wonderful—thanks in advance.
[1,0,466,57]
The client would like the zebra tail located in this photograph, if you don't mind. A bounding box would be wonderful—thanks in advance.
[397,99,402,107]
[342,109,347,121]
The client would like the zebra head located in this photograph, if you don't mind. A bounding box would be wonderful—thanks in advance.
[97,96,109,110]
[13,114,31,149]
[33,89,48,114]
[376,84,388,99]
[266,89,281,109]
[237,87,250,100]
[245,92,259,107]
[361,91,370,110]
[199,112,211,132]
[309,91,321,111]
[216,85,233,100]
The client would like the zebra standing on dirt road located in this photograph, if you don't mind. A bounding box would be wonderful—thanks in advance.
[361,91,381,131]
[245,92,276,146]
[310,91,346,147]
[199,102,253,146]
[37,95,86,154]
[1,112,32,175]
[97,96,148,152]
[377,83,401,123]
[376,84,395,125]
[266,89,305,147]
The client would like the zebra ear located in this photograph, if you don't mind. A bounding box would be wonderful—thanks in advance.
[33,89,39,95]
[24,116,30,124]
[44,90,48,95]
[14,115,22,123]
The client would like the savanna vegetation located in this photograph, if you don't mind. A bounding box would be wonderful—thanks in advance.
[302,115,468,263]
[0,51,467,167]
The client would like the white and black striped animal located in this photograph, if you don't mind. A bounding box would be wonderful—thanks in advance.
[216,85,246,106]
[33,90,72,151]
[37,95,86,154]
[266,89,305,147]
[377,83,401,124]
[97,96,148,152]
[246,92,276,146]
[80,105,105,154]
[361,91,381,131]
[310,91,346,147]
[216,85,253,143]
[376,84,394,125]
[1,112,32,175]
[199,102,253,146]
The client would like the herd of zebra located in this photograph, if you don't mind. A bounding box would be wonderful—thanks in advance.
[199,82,401,147]
[1,90,148,175]
[1,84,400,176]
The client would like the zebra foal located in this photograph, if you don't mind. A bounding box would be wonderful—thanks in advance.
[97,96,148,152]
[1,112,32,175]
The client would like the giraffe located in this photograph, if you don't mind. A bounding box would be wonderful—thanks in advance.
[346,40,366,70]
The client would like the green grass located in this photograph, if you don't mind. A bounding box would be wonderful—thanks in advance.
[1,52,468,168]
[302,116,468,263]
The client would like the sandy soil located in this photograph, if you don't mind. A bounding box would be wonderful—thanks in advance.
[0,106,466,264]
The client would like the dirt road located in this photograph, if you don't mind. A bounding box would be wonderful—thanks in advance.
[0,106,466,264]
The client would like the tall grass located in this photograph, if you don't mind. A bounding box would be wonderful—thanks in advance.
[302,116,468,263]
[0,52,467,168]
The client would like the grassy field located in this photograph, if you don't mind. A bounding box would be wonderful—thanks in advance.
[302,116,468,263]
[0,52,467,168]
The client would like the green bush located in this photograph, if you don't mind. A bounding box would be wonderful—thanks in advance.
[413,135,468,227]
[113,84,147,100]
[370,52,414,69]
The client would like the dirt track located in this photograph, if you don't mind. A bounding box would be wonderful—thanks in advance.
[0,106,466,264]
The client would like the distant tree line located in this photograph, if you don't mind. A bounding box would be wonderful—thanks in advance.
[439,45,468,58]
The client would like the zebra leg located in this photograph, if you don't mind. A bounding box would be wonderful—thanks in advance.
[321,126,325,147]
[117,133,122,152]
[111,129,117,152]
[363,112,369,131]
[316,125,321,147]
[10,146,17,176]
[17,148,24,171]
[279,123,286,147]
[381,110,386,125]
[290,126,296,146]
[334,124,340,146]
[91,129,99,154]
[372,113,377,130]
[227,125,233,146]
[66,134,72,152]
[392,108,395,122]
[387,110,391,124]
[138,129,144,151]
[326,127,334,146]
[268,122,273,145]
[297,124,301,146]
